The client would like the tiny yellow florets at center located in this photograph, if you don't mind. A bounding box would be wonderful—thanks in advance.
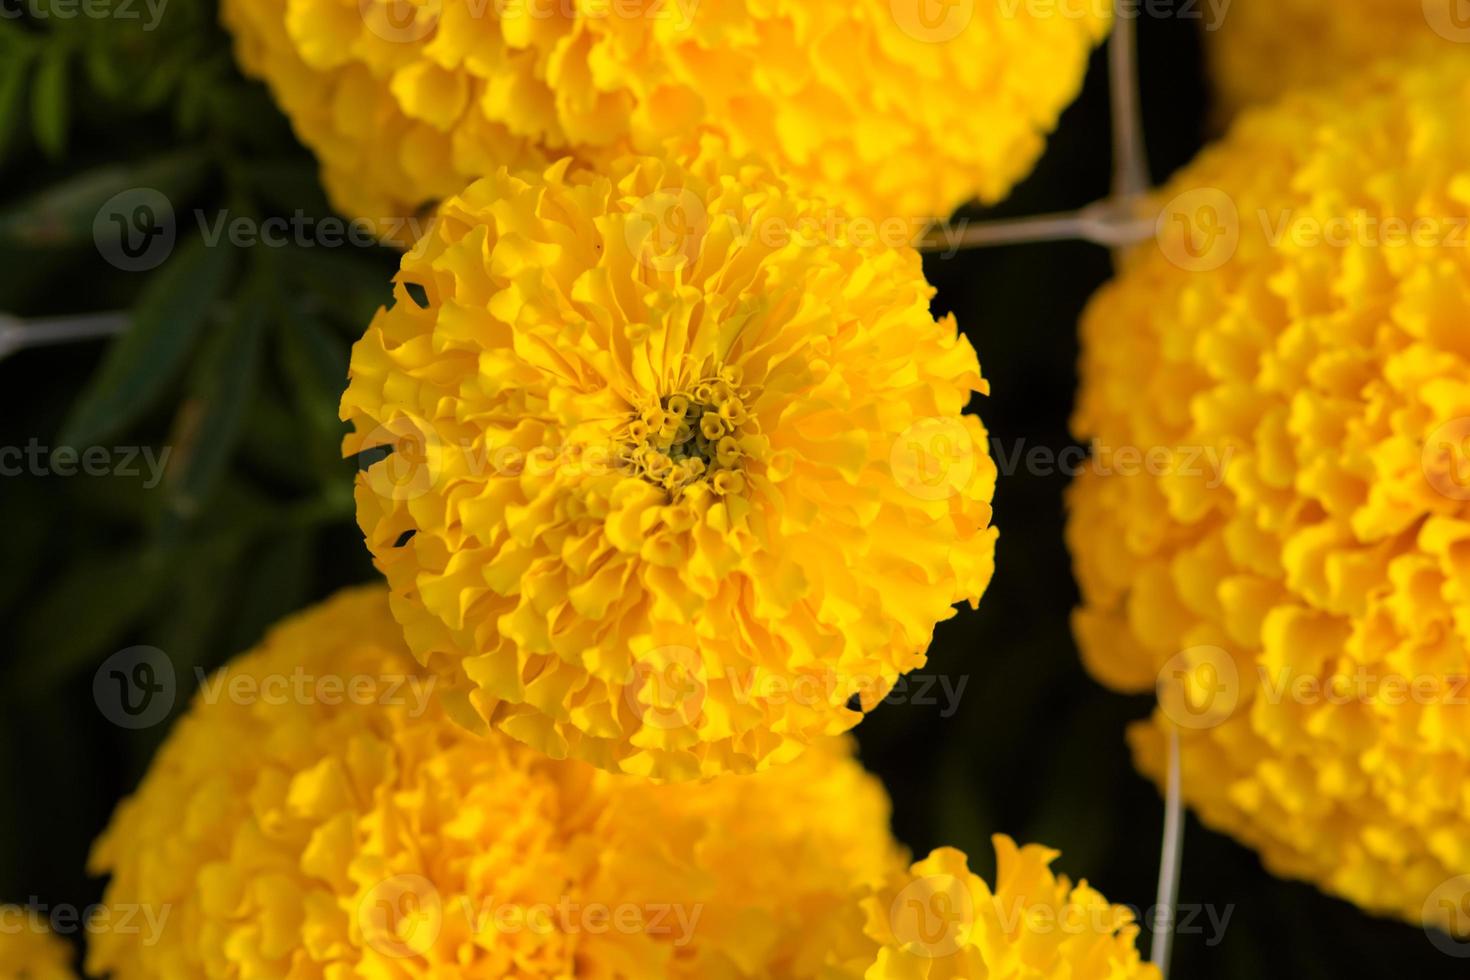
[622,370,753,497]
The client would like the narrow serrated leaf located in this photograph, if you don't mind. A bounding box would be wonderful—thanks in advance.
[30,47,68,159]
[164,273,269,520]
[58,237,237,448]
[0,51,30,169]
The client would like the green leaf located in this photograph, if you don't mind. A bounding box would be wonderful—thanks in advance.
[163,265,270,521]
[0,50,31,169]
[13,551,165,689]
[0,153,206,246]
[278,302,350,477]
[30,47,68,160]
[59,236,237,448]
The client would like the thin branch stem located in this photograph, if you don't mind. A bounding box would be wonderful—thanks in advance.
[1150,728,1184,978]
[1109,9,1150,200]
[0,313,131,362]
[915,199,1155,254]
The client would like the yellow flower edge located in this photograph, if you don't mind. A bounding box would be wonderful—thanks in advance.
[1205,0,1458,119]
[861,837,1160,980]
[339,135,998,781]
[1069,52,1470,929]
[0,912,77,980]
[87,585,907,979]
[220,0,1110,246]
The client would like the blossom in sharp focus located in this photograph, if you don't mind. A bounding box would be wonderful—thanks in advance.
[1069,53,1470,929]
[1205,0,1465,119]
[220,0,1110,245]
[87,586,907,979]
[860,837,1160,980]
[339,137,997,781]
[0,911,77,980]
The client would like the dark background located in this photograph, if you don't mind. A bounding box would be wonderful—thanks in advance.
[0,6,1457,977]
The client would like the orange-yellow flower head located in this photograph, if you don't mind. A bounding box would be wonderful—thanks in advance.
[0,912,77,980]
[220,0,1109,244]
[88,586,906,979]
[1069,54,1470,929]
[860,837,1160,980]
[1206,0,1466,118]
[339,137,997,781]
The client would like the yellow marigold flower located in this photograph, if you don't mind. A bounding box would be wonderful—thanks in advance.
[1069,54,1470,929]
[339,137,997,780]
[1206,0,1461,118]
[88,586,906,979]
[220,0,1109,245]
[860,837,1160,979]
[0,911,76,980]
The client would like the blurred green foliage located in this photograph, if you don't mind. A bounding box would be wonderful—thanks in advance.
[0,6,1460,979]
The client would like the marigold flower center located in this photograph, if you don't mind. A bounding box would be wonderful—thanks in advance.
[620,370,753,496]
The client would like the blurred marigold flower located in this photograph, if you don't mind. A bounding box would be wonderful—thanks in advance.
[861,837,1160,979]
[0,912,76,980]
[220,0,1109,245]
[87,586,906,979]
[339,137,997,781]
[1206,0,1458,119]
[1069,54,1470,929]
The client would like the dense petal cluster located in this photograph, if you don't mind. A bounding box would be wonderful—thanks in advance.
[1069,55,1470,927]
[220,0,1109,244]
[340,138,997,780]
[860,837,1160,980]
[0,912,77,980]
[88,586,906,979]
[1206,0,1458,118]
